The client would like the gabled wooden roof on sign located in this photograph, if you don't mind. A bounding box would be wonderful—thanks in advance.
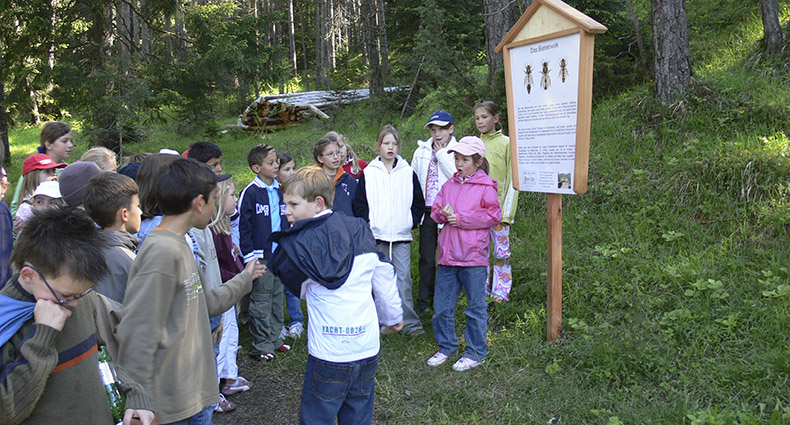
[495,0,607,53]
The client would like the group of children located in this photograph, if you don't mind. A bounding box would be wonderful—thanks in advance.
[0,99,518,424]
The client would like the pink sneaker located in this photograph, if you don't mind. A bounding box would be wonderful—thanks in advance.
[452,357,484,371]
[214,393,237,413]
[221,376,254,396]
[426,352,450,367]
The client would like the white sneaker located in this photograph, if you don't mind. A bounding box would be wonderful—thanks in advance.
[279,326,288,340]
[426,352,450,367]
[452,357,483,371]
[288,322,304,339]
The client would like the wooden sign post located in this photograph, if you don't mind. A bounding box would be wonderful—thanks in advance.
[496,0,606,340]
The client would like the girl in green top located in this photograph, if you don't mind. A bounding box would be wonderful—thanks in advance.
[474,101,519,302]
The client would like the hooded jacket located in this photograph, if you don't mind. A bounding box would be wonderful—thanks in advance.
[431,171,502,267]
[268,211,403,362]
[94,230,140,303]
[481,130,519,224]
[352,156,424,242]
[268,211,378,296]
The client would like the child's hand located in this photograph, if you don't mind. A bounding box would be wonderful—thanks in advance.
[442,204,457,226]
[381,321,404,335]
[34,299,72,331]
[123,408,157,425]
[212,321,223,346]
[245,259,266,280]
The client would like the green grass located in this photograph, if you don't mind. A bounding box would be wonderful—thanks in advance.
[6,1,790,423]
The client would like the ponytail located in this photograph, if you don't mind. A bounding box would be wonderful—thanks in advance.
[473,100,502,131]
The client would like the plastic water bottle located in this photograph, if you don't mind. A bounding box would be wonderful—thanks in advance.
[97,345,126,425]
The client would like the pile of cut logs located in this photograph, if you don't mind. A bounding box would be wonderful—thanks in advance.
[237,98,328,131]
[234,87,402,131]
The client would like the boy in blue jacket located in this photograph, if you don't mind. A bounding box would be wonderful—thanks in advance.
[238,144,291,360]
[269,166,403,425]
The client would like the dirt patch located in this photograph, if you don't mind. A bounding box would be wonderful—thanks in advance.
[213,349,303,425]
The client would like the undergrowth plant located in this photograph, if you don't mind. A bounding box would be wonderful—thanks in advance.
[6,0,790,423]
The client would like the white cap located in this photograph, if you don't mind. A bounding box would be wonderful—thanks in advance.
[33,181,62,199]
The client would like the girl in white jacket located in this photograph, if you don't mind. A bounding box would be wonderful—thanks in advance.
[353,124,426,335]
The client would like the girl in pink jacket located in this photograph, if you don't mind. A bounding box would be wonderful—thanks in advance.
[426,136,501,372]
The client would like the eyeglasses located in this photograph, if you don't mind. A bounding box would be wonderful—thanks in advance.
[322,151,342,158]
[24,265,93,304]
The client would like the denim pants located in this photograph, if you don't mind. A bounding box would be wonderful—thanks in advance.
[165,404,213,425]
[284,286,304,326]
[432,265,488,361]
[300,354,378,425]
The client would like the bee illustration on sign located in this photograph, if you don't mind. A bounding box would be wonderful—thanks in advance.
[559,58,569,83]
[540,60,551,90]
[524,64,533,94]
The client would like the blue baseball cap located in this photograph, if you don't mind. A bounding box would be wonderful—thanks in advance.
[424,110,454,129]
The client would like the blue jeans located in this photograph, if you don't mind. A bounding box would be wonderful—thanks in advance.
[432,265,488,361]
[165,404,213,425]
[284,286,304,326]
[300,354,378,425]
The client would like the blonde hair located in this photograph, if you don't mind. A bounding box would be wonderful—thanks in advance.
[325,131,362,175]
[17,169,50,207]
[81,147,118,171]
[280,166,334,208]
[209,179,234,235]
[375,124,401,150]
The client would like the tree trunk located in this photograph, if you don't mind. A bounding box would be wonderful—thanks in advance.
[315,0,324,89]
[174,8,185,58]
[375,0,389,79]
[29,87,41,125]
[329,0,336,70]
[89,1,115,148]
[288,0,297,75]
[315,0,331,89]
[484,0,519,94]
[761,0,786,53]
[626,0,650,77]
[299,0,310,91]
[164,14,173,63]
[362,0,381,96]
[349,0,357,48]
[651,0,692,103]
[117,0,131,63]
[131,0,139,50]
[0,46,9,166]
[140,0,149,54]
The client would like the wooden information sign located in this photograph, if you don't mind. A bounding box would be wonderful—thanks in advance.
[496,0,606,340]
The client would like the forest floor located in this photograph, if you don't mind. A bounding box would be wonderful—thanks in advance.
[212,339,303,425]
